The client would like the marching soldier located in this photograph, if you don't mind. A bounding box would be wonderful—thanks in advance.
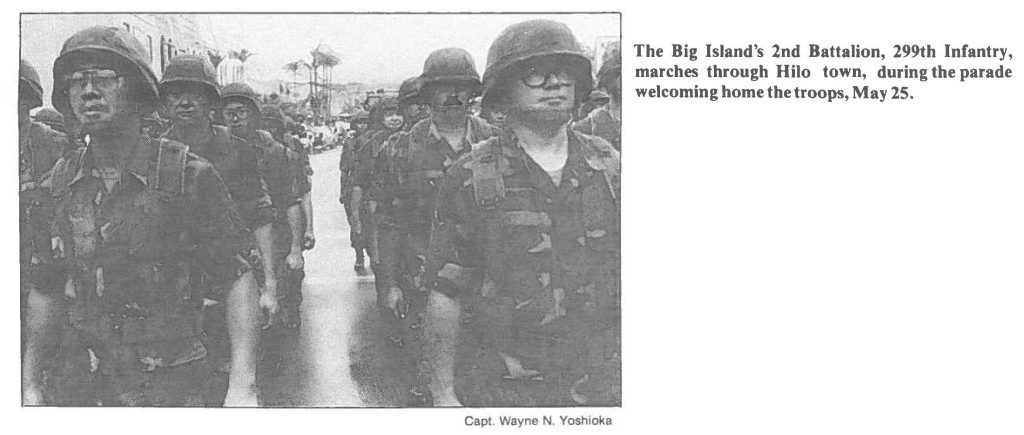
[20,59,70,359]
[341,111,374,273]
[262,104,315,256]
[159,54,275,405]
[22,26,260,406]
[573,41,621,150]
[375,48,495,403]
[398,76,430,131]
[221,86,309,404]
[422,20,620,406]
[351,96,404,281]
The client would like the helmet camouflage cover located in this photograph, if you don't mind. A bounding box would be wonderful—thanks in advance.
[159,53,221,100]
[52,26,161,118]
[20,59,44,109]
[481,19,593,108]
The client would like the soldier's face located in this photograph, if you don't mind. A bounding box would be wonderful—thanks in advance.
[403,103,426,121]
[508,59,576,113]
[382,109,404,130]
[222,101,256,135]
[66,63,133,134]
[162,83,214,126]
[427,83,474,123]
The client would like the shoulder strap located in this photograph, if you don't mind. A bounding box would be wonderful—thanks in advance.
[153,139,190,196]
[468,137,505,208]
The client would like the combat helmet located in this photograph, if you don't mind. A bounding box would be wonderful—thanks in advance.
[597,41,621,91]
[259,103,287,129]
[481,19,592,107]
[52,26,160,117]
[398,76,422,106]
[222,82,261,110]
[34,108,66,134]
[20,59,44,109]
[420,47,481,93]
[159,54,221,100]
[369,95,400,127]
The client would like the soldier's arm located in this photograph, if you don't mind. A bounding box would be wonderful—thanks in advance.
[23,288,64,405]
[301,190,314,246]
[192,163,261,406]
[423,170,480,407]
[372,144,400,291]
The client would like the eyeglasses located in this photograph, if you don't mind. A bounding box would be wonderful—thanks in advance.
[68,69,123,90]
[224,108,252,119]
[520,66,572,88]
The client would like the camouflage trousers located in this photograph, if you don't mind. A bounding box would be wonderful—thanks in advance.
[49,328,211,406]
[454,312,621,407]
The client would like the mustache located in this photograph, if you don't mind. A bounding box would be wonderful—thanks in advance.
[80,102,109,113]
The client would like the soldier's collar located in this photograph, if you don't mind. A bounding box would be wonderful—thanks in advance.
[427,118,474,144]
[505,127,586,170]
[71,134,152,186]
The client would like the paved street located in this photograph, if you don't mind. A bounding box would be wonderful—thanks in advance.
[269,147,416,407]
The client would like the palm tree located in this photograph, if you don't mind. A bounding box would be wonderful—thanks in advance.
[229,49,256,83]
[208,51,225,84]
[283,60,305,99]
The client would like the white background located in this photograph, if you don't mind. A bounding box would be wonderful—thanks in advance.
[5,1,1023,434]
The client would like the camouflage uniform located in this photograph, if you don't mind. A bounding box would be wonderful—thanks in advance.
[38,27,254,406]
[45,136,252,406]
[425,19,621,407]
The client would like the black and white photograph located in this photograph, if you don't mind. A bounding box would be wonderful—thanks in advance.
[18,12,621,408]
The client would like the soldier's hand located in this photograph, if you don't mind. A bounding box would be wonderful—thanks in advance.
[286,251,305,271]
[260,281,280,330]
[385,286,407,319]
[303,232,316,250]
[352,220,363,236]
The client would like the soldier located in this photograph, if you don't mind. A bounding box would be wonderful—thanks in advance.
[22,26,259,406]
[351,96,404,304]
[422,20,620,407]
[20,60,70,360]
[398,76,430,131]
[159,54,276,405]
[223,86,308,329]
[574,41,621,150]
[262,106,315,256]
[376,48,495,403]
[221,86,308,405]
[341,111,373,273]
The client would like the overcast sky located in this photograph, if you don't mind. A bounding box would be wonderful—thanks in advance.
[209,13,619,87]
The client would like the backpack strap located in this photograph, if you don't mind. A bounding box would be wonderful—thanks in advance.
[152,139,190,196]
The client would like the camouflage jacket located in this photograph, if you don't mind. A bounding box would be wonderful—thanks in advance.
[164,125,274,229]
[425,128,620,344]
[44,136,252,344]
